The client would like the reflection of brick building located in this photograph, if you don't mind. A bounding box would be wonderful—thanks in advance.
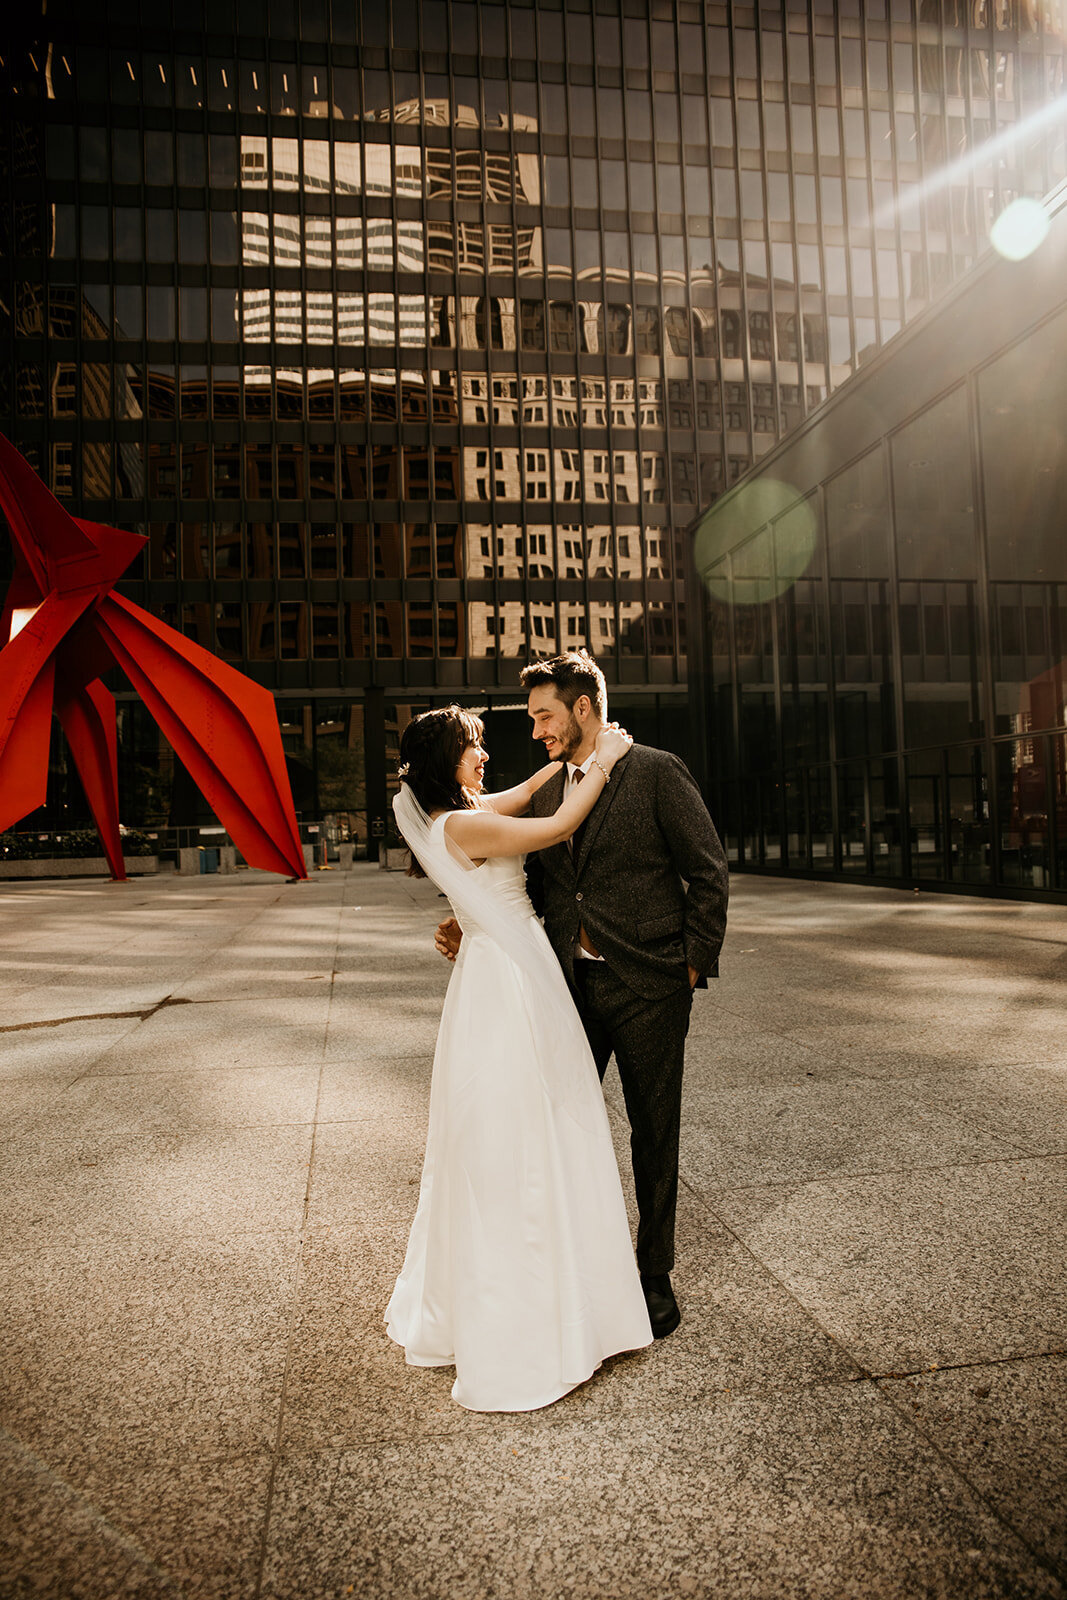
[6,3,1064,857]
[13,281,145,502]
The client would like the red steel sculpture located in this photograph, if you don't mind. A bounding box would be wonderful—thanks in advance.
[0,432,307,881]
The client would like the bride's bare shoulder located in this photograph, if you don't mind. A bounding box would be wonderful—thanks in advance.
[440,804,485,835]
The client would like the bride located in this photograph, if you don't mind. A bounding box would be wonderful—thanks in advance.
[387,705,653,1412]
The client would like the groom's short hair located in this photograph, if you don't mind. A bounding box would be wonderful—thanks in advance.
[520,649,607,720]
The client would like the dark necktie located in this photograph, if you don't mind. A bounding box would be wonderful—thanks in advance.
[570,768,586,860]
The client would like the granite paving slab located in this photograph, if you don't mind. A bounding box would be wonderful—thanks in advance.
[335,943,446,964]
[0,1018,143,1080]
[1,1429,189,1600]
[263,1382,1063,1600]
[685,1008,846,1087]
[209,968,340,991]
[330,940,449,970]
[316,1059,434,1122]
[278,1221,491,1453]
[712,1155,1067,1374]
[0,1231,300,1463]
[0,1123,315,1251]
[678,1075,1022,1191]
[35,1063,322,1136]
[1,1430,272,1600]
[711,1012,1058,1078]
[303,1114,427,1231]
[281,1198,863,1455]
[86,1015,328,1075]
[0,1078,74,1140]
[912,1063,1067,1156]
[878,1355,1067,1580]
[324,995,445,1060]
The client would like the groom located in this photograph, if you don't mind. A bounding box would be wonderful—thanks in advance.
[436,650,729,1338]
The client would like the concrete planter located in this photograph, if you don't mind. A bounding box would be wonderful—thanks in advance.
[0,856,159,880]
[178,847,238,875]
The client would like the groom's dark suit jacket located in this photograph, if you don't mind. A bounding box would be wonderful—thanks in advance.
[525,744,729,1002]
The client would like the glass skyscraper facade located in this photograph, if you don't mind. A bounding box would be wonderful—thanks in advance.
[2,0,1065,858]
[689,179,1067,898]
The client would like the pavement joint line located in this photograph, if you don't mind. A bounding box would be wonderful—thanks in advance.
[698,1006,1057,1073]
[0,1011,151,1033]
[693,1001,933,1061]
[0,994,201,1033]
[680,1168,1065,1413]
[259,1368,926,1461]
[250,899,341,1600]
[157,903,293,992]
[866,1365,1067,1590]
[15,1117,345,1140]
[682,1175,1067,1587]
[67,1061,330,1081]
[0,1426,191,1598]
[0,1224,305,1260]
[870,1348,1066,1382]
[266,1374,875,1459]
[252,1233,315,1600]
[677,1145,1066,1197]
[0,989,343,1035]
[678,1175,875,1382]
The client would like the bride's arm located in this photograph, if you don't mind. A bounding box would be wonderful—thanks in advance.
[446,730,629,857]
[483,760,562,816]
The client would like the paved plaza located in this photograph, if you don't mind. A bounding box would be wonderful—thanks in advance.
[0,863,1064,1600]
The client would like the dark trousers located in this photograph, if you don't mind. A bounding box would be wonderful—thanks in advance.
[572,961,692,1276]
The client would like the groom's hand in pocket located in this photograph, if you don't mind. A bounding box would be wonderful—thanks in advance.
[435,918,463,961]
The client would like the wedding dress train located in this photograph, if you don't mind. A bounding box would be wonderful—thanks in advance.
[385,814,652,1412]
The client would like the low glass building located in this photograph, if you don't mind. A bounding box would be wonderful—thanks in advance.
[1,1,1065,858]
[688,178,1067,898]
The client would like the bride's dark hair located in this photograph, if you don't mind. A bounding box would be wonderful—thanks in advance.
[397,706,485,878]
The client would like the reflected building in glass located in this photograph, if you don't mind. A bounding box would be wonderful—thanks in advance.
[689,181,1067,897]
[1,0,1065,859]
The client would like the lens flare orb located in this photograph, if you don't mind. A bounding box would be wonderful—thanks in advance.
[693,478,817,605]
[989,197,1050,262]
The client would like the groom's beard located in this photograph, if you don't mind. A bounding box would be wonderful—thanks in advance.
[551,712,585,765]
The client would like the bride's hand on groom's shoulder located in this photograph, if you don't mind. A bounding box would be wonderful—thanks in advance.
[595,724,633,770]
[435,917,462,961]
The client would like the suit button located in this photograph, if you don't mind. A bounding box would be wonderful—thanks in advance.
[576,892,583,902]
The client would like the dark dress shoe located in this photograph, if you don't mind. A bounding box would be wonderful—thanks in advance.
[641,1272,681,1339]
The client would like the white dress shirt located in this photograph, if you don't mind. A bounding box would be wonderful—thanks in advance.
[565,753,596,795]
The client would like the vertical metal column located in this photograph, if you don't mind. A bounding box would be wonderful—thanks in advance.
[364,685,387,863]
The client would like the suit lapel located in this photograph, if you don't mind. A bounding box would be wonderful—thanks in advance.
[540,767,567,814]
[539,767,575,877]
[575,750,630,876]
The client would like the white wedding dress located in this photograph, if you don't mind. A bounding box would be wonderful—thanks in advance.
[385,811,652,1412]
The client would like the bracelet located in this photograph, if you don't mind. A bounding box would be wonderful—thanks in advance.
[591,755,611,783]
